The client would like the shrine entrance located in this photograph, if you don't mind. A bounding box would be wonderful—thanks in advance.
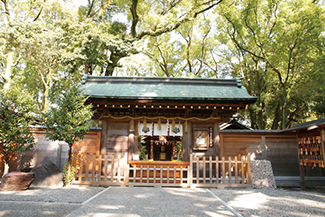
[142,136,182,161]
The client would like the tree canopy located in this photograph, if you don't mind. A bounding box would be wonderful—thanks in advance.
[42,85,94,184]
[0,88,36,176]
[0,0,324,131]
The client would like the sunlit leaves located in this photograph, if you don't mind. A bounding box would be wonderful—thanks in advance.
[0,88,36,165]
[42,85,94,146]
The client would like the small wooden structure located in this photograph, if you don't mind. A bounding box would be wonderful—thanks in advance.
[286,119,325,189]
[77,75,257,187]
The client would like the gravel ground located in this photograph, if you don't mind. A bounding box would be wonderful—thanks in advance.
[209,187,325,217]
[0,185,106,204]
[0,186,325,217]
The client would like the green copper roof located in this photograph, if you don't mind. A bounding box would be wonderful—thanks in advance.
[80,75,257,103]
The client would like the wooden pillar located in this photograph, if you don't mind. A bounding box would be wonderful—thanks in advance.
[321,128,325,173]
[100,120,108,155]
[128,121,136,162]
[182,121,192,162]
[262,136,266,159]
[297,131,305,190]
[150,140,154,160]
[213,122,220,157]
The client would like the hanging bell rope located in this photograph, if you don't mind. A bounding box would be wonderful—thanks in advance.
[172,119,175,132]
[158,118,161,130]
[130,119,134,131]
[143,118,147,130]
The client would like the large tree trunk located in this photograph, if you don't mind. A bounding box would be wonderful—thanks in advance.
[282,85,287,130]
[66,143,73,186]
[41,85,49,113]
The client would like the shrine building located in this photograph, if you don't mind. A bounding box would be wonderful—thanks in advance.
[80,75,257,164]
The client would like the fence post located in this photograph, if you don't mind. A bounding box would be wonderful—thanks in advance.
[79,153,83,181]
[228,156,232,185]
[104,154,108,182]
[111,154,115,183]
[248,153,252,185]
[124,152,129,186]
[216,156,219,184]
[196,156,199,185]
[203,156,206,184]
[91,153,96,182]
[124,164,130,186]
[209,156,212,184]
[188,154,193,187]
[98,154,102,183]
[85,153,90,182]
[241,156,244,184]
[117,154,121,183]
[235,156,238,184]
[222,156,225,184]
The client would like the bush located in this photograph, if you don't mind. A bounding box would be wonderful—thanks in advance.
[63,162,76,185]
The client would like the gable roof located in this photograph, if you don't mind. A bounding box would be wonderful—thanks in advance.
[80,75,257,104]
[220,119,253,130]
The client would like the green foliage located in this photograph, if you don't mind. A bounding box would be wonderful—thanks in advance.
[175,142,183,161]
[216,0,325,129]
[63,161,76,185]
[0,88,36,167]
[43,84,94,185]
[140,145,148,160]
[42,85,94,146]
[1,0,325,132]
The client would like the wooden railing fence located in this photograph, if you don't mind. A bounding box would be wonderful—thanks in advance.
[70,152,251,188]
[190,154,251,188]
[128,164,189,187]
[71,152,127,186]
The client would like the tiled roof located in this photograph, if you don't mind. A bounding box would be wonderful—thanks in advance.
[80,75,258,103]
[286,118,325,132]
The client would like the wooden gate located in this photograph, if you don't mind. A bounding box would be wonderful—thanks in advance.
[71,152,251,188]
[127,162,190,187]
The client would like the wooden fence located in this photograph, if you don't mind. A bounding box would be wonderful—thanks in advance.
[190,154,252,188]
[128,163,190,187]
[71,153,127,186]
[71,152,251,188]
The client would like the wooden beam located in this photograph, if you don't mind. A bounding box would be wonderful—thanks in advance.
[100,120,108,155]
[213,122,220,157]
[183,121,192,162]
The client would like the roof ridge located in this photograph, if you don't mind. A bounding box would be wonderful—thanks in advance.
[82,75,244,87]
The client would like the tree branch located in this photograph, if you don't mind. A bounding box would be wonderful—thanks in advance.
[1,0,10,23]
[130,0,139,38]
[86,0,95,18]
[159,0,182,16]
[33,0,46,22]
[136,0,224,40]
[98,0,111,22]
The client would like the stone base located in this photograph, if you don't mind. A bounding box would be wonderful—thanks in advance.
[251,160,277,189]
[0,172,35,191]
[31,161,63,187]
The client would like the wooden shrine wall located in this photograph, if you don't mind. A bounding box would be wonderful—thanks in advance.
[220,132,299,176]
[100,120,130,162]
